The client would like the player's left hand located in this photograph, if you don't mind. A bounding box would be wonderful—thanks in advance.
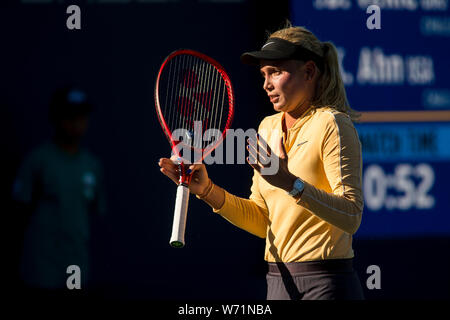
[246,135,297,192]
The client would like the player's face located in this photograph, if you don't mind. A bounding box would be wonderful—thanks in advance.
[260,59,309,113]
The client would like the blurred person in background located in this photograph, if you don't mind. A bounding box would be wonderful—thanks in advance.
[12,86,106,293]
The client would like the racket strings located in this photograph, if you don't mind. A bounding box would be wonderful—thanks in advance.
[160,54,230,150]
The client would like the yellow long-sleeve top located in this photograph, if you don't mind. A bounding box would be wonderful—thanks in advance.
[212,106,363,262]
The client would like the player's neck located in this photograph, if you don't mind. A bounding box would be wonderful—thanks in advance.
[284,103,311,129]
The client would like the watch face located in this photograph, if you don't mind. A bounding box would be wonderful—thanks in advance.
[294,179,304,191]
[288,178,304,196]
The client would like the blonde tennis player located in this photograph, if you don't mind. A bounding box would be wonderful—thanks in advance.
[159,24,365,300]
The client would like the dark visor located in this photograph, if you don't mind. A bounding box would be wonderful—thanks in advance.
[240,37,325,72]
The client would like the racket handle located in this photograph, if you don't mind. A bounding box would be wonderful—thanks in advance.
[169,184,190,248]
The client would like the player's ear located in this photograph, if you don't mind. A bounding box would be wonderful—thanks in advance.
[303,61,316,81]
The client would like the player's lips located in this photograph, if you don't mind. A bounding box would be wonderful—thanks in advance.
[268,95,279,103]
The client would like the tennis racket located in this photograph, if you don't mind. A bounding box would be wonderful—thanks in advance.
[155,49,234,248]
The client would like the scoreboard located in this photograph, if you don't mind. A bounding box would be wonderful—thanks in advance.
[291,0,450,238]
[356,122,450,237]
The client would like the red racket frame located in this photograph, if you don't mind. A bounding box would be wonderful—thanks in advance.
[155,49,235,184]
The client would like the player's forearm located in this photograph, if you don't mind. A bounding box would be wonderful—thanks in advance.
[297,180,363,235]
[196,179,268,238]
[199,181,225,210]
[207,189,268,238]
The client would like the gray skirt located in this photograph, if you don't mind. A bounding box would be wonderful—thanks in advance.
[266,259,364,300]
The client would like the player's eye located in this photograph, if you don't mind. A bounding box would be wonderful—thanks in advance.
[273,70,281,75]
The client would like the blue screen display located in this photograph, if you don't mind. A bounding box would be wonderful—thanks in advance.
[291,1,450,238]
[291,0,450,111]
[356,123,450,237]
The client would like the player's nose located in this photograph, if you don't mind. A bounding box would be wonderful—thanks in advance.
[263,77,273,92]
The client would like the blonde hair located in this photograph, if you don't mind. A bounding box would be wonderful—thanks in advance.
[269,23,360,122]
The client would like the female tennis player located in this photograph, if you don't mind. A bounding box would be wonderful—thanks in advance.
[159,24,365,300]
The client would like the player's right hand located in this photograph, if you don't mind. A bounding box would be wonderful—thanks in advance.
[158,156,210,196]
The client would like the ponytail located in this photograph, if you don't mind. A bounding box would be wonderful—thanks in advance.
[315,42,360,121]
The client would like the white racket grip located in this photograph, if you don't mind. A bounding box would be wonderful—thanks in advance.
[169,184,190,248]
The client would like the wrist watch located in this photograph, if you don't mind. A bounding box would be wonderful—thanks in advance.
[288,178,305,197]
